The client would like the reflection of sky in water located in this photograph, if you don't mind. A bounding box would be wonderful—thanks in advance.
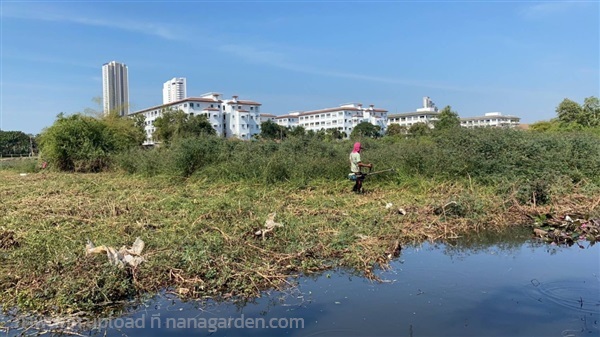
[4,241,599,337]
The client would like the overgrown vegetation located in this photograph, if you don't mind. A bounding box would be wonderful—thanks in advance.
[109,128,600,192]
[530,96,600,131]
[2,96,600,318]
[37,112,144,172]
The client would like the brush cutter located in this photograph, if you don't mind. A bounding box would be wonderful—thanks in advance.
[348,168,395,181]
[365,168,396,176]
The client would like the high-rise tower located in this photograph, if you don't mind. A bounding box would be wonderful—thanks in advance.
[163,77,187,104]
[102,61,130,116]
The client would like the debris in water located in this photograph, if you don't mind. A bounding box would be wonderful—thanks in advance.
[532,215,600,246]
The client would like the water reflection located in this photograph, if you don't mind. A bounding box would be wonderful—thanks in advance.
[2,234,599,337]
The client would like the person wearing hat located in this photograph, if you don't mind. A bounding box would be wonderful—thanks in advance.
[349,142,373,193]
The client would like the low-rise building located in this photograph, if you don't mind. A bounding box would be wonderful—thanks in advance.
[294,103,387,137]
[460,112,520,128]
[275,112,300,128]
[259,113,277,124]
[130,93,261,145]
[387,96,439,129]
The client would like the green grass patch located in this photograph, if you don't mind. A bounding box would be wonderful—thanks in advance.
[1,170,598,316]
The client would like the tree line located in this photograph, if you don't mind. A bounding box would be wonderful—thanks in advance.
[0,131,37,157]
[531,96,599,131]
[1,96,597,172]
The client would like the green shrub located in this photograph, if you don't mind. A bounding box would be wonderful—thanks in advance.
[39,113,143,172]
[168,136,220,177]
[108,127,600,189]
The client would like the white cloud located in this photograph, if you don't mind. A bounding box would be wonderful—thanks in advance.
[1,6,182,41]
[519,1,585,19]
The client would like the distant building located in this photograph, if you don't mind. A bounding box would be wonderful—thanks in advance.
[275,112,300,128]
[102,61,129,116]
[131,93,261,145]
[388,97,520,130]
[275,103,388,137]
[163,77,187,104]
[387,96,439,129]
[223,95,262,139]
[262,102,388,137]
[259,113,277,124]
[460,112,520,128]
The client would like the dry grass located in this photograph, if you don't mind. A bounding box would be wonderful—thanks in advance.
[0,170,598,316]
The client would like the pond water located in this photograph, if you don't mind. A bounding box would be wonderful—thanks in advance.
[3,236,599,337]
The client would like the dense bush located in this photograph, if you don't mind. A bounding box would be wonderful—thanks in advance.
[38,113,144,172]
[111,129,600,189]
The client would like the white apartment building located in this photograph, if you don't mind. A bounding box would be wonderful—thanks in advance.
[461,112,520,128]
[102,61,129,116]
[259,113,277,123]
[275,112,300,128]
[163,78,187,104]
[223,95,262,139]
[131,93,261,145]
[387,96,439,129]
[284,103,388,137]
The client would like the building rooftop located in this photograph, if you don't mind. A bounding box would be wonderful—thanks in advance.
[388,111,440,118]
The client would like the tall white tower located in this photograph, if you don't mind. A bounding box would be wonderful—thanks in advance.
[163,77,187,104]
[102,61,130,116]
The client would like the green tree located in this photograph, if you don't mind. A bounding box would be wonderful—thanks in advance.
[385,124,406,137]
[0,131,36,157]
[325,128,344,141]
[556,98,583,125]
[288,126,306,138]
[153,109,215,144]
[38,111,145,172]
[260,120,286,140]
[350,122,381,139]
[582,96,600,127]
[184,114,217,137]
[103,111,146,147]
[434,105,461,131]
[551,96,600,128]
[131,113,147,131]
[40,114,106,171]
[408,122,431,137]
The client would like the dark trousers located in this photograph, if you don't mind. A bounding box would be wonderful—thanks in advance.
[352,173,365,192]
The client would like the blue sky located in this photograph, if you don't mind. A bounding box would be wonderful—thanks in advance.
[1,0,598,135]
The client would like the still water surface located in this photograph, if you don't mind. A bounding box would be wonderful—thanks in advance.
[4,238,600,337]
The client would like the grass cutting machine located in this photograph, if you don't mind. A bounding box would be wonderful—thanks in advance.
[347,168,396,181]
